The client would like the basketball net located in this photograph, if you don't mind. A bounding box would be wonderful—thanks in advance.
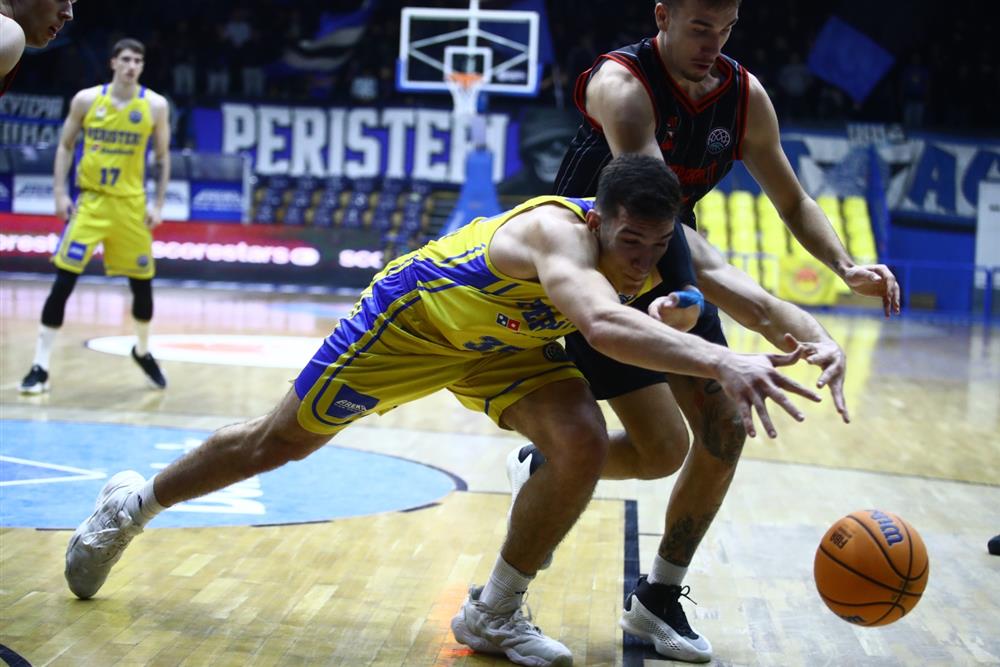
[446,71,487,147]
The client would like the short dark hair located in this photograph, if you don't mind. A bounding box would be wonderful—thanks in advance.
[661,0,742,9]
[595,154,681,222]
[111,38,145,58]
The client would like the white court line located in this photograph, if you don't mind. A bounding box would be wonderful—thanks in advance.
[0,455,107,487]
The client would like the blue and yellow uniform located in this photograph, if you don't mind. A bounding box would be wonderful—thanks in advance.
[54,84,156,279]
[295,195,655,435]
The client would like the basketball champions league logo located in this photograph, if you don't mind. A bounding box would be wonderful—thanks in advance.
[706,127,731,154]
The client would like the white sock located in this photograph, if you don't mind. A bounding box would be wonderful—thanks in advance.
[32,325,59,369]
[480,555,534,613]
[648,554,687,587]
[125,477,166,526]
[134,320,150,356]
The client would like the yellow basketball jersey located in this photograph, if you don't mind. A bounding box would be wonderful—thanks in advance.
[75,84,154,197]
[364,195,655,354]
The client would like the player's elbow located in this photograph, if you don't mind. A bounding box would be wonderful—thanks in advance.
[738,296,774,333]
[576,309,624,357]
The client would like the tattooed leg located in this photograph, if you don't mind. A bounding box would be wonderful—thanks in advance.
[657,374,747,565]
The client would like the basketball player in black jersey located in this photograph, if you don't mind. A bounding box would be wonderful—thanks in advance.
[507,0,901,661]
[0,0,75,94]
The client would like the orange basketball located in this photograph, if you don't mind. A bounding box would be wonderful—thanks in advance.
[814,509,929,626]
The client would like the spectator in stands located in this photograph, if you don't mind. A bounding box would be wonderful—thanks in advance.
[349,66,379,105]
[170,21,196,98]
[777,52,813,123]
[900,54,930,129]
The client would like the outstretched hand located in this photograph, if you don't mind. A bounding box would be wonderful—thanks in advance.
[716,348,821,439]
[783,333,849,423]
[844,264,900,317]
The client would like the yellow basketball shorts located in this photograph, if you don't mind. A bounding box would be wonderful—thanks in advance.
[53,190,154,279]
[293,290,583,436]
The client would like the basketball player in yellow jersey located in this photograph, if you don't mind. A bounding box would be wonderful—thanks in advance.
[65,155,845,667]
[20,38,171,394]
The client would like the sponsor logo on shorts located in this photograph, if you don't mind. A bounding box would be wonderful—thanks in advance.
[129,110,143,124]
[137,255,149,267]
[542,342,568,362]
[66,241,87,262]
[706,127,731,155]
[496,313,521,332]
[325,384,379,420]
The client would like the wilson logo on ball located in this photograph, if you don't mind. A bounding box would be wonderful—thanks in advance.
[868,509,904,546]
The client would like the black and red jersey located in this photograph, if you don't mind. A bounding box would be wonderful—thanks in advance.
[1,60,20,97]
[554,36,751,226]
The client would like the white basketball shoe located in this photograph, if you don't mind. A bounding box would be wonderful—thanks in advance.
[505,445,553,570]
[451,585,573,666]
[65,471,146,599]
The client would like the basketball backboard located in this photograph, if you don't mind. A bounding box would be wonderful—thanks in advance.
[397,0,540,98]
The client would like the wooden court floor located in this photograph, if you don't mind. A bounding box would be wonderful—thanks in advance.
[1,277,998,666]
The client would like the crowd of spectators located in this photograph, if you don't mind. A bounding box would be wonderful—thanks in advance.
[11,0,999,138]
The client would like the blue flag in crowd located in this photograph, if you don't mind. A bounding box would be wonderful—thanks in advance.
[808,16,895,105]
[282,0,379,72]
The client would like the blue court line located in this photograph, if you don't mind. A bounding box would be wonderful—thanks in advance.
[622,499,651,667]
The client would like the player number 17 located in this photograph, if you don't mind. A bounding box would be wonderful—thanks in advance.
[100,168,121,186]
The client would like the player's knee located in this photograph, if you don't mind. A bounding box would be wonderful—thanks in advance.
[633,419,689,479]
[41,269,79,327]
[541,423,608,486]
[639,439,688,479]
[692,406,746,467]
[243,420,315,473]
[129,278,153,321]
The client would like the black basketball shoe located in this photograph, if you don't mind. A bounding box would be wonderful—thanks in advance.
[131,346,167,389]
[19,364,50,394]
[620,576,712,662]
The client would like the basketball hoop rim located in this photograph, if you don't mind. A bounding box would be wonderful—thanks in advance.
[446,71,485,90]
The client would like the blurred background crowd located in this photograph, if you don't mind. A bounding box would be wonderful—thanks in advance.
[14,0,999,147]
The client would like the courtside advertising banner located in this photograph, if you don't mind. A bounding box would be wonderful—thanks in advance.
[12,175,55,215]
[0,214,384,288]
[0,173,11,213]
[189,181,244,222]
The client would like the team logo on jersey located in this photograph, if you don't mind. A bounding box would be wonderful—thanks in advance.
[706,128,732,154]
[129,110,143,124]
[95,106,107,119]
[496,313,521,332]
[542,342,569,362]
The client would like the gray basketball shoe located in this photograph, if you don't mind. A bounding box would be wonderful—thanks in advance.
[65,471,146,599]
[451,585,572,666]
